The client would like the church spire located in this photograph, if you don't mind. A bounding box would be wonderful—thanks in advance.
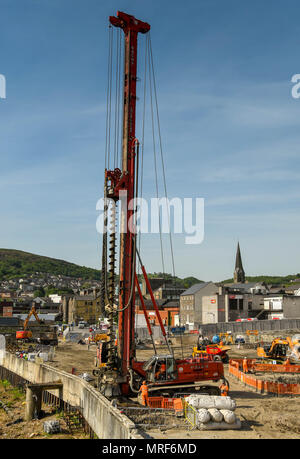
[234,242,245,283]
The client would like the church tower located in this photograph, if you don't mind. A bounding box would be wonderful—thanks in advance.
[234,242,245,283]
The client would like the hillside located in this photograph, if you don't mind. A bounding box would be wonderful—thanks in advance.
[146,272,204,289]
[1,249,299,289]
[0,249,202,289]
[222,274,300,285]
[0,249,101,281]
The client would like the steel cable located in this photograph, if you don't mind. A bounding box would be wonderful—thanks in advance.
[148,33,184,356]
[148,35,166,276]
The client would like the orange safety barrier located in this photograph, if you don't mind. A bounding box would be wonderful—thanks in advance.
[256,379,263,393]
[162,398,175,409]
[229,359,300,395]
[147,396,164,408]
[173,398,184,416]
[147,396,186,410]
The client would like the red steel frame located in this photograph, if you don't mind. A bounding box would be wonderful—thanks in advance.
[108,12,150,394]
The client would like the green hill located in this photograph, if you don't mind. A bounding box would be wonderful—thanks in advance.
[0,249,204,290]
[146,272,204,289]
[222,274,300,285]
[0,249,101,280]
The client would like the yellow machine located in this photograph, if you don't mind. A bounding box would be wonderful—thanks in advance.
[287,334,300,363]
[89,333,109,343]
[218,333,233,344]
[192,343,231,363]
[257,337,297,362]
[246,330,259,336]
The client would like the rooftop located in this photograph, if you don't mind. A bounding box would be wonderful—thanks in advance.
[180,282,212,296]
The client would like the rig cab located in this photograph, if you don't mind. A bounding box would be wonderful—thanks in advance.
[143,355,178,383]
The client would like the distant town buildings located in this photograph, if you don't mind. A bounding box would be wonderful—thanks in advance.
[180,282,220,327]
[1,242,300,328]
[135,299,179,328]
[141,277,185,301]
[179,242,300,328]
[62,289,102,324]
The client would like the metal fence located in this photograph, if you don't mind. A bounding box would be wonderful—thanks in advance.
[198,319,300,336]
[120,406,184,430]
[184,401,197,429]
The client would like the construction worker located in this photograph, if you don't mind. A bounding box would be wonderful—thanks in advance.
[155,362,166,380]
[139,380,149,406]
[219,379,229,396]
[197,334,205,350]
[242,356,248,374]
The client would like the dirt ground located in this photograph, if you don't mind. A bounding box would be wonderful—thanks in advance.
[149,368,300,439]
[6,336,300,439]
[46,340,97,376]
[0,380,90,439]
[148,343,300,439]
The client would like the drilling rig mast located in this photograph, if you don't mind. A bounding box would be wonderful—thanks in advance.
[98,11,225,398]
[99,11,150,396]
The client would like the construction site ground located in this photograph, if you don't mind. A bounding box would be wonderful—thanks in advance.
[39,336,300,439]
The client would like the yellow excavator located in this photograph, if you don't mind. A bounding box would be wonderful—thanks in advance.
[257,335,300,363]
[218,332,234,345]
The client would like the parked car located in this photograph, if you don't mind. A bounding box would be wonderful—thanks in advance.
[78,321,86,329]
[235,335,245,344]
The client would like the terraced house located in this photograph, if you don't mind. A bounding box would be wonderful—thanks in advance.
[62,289,102,324]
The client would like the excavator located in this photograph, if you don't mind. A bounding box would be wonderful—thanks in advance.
[16,303,58,346]
[16,304,40,340]
[256,335,300,364]
[95,11,225,398]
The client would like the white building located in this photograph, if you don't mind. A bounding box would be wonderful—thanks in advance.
[263,296,284,319]
[48,294,62,304]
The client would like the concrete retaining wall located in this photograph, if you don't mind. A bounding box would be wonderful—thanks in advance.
[0,351,145,439]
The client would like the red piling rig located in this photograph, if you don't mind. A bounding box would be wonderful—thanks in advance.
[107,12,150,394]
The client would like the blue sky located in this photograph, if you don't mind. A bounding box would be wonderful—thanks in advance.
[1,0,300,281]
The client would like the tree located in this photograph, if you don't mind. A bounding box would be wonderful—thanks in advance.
[34,287,45,298]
